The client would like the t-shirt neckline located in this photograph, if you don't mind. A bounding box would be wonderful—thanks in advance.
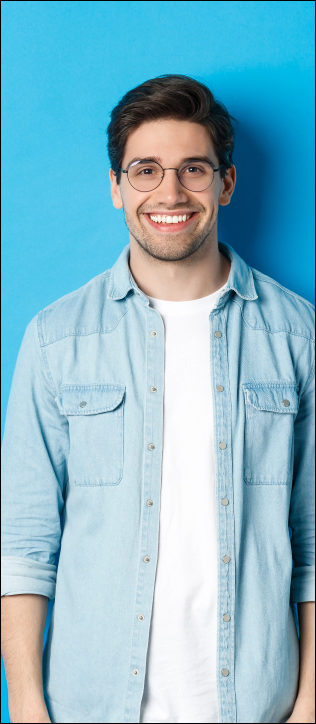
[147,282,227,316]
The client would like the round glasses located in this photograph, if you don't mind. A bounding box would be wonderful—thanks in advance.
[119,159,224,192]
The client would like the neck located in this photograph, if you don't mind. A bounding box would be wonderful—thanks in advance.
[128,232,231,302]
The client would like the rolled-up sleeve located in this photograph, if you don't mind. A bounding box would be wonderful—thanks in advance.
[290,354,315,603]
[1,314,69,599]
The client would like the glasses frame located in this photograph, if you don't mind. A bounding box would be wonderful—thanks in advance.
[118,159,224,192]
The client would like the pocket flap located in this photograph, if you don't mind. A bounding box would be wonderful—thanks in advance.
[243,383,299,413]
[56,384,126,415]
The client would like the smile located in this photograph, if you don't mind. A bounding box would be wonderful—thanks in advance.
[149,213,193,224]
[143,212,198,231]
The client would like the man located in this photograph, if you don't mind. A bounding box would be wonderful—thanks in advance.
[1,75,315,724]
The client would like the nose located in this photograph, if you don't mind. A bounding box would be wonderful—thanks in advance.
[153,169,189,205]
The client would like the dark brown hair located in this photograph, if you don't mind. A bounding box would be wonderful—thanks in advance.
[107,74,236,183]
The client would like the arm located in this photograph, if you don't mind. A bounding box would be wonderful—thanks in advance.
[1,594,51,723]
[287,353,315,723]
[286,601,315,723]
[1,314,69,721]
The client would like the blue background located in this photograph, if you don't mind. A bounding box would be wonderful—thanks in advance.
[1,1,315,721]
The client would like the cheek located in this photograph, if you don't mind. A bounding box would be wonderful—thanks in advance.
[122,190,152,216]
[198,195,217,219]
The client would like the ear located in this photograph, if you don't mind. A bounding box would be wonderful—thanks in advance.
[109,168,124,209]
[218,165,236,207]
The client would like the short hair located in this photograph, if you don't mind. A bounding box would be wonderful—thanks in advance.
[107,74,236,183]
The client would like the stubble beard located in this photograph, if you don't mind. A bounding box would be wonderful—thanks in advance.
[124,208,218,263]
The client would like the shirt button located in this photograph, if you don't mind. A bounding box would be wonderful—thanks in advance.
[282,399,290,407]
[216,385,224,392]
[214,331,222,338]
[148,443,155,450]
[221,668,229,677]
[138,614,145,621]
[221,498,229,506]
[219,442,227,450]
[222,555,231,564]
[132,669,139,676]
[151,331,157,337]
[79,401,87,407]
[150,386,157,393]
[143,555,150,563]
[223,614,231,622]
[146,499,153,507]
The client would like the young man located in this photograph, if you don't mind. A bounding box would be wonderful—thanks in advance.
[1,75,315,724]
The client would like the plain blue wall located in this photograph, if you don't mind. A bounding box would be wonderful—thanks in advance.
[1,1,315,721]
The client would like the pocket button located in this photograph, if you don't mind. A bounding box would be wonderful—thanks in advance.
[282,399,290,407]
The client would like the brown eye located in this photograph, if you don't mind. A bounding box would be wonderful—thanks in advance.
[183,165,205,175]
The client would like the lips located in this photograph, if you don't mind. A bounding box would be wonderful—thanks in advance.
[143,212,198,232]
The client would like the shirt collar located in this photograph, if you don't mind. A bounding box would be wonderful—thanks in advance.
[107,241,258,302]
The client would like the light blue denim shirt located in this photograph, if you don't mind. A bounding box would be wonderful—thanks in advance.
[1,241,315,724]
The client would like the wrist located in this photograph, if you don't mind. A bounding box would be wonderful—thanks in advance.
[293,695,315,718]
[9,695,50,724]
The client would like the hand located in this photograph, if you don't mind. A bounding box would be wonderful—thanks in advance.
[286,698,315,723]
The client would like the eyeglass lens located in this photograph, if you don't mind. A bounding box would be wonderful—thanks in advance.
[127,160,215,192]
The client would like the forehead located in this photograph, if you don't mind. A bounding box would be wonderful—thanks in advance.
[122,119,217,164]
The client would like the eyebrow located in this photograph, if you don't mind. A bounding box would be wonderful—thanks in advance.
[126,155,216,169]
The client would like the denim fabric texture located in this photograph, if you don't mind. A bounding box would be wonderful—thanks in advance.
[1,241,315,724]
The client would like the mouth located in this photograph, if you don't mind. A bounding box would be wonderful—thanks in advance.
[143,211,198,232]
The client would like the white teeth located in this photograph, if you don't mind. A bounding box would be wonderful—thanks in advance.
[149,213,192,224]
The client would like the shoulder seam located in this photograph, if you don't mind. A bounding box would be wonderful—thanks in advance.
[251,270,315,311]
[39,272,112,315]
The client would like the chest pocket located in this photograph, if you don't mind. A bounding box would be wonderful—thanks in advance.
[242,383,299,485]
[56,384,125,486]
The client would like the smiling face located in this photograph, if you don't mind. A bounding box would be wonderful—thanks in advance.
[110,119,236,263]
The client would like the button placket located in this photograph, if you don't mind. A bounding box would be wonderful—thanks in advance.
[210,305,236,721]
[126,310,165,718]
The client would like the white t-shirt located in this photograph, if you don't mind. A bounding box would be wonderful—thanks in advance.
[139,283,227,724]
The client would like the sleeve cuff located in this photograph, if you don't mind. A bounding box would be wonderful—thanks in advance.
[290,565,315,603]
[1,555,57,600]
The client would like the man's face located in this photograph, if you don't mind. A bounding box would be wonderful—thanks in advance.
[110,119,235,262]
